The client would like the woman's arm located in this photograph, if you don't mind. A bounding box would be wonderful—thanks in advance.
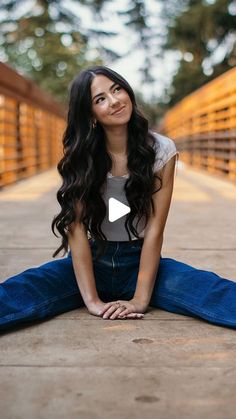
[132,154,177,307]
[67,199,107,316]
[100,154,178,319]
[69,202,145,320]
[68,221,100,309]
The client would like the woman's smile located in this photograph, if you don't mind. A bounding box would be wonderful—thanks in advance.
[111,106,126,116]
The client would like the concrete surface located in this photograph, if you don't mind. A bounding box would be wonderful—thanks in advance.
[0,162,236,419]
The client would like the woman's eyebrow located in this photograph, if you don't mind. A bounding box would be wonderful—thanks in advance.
[92,82,117,101]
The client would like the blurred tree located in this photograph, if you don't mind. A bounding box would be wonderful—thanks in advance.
[118,0,168,85]
[2,0,234,113]
[135,91,168,127]
[118,0,154,83]
[0,0,119,103]
[161,0,236,105]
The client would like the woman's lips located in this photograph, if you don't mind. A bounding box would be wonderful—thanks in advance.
[111,106,125,116]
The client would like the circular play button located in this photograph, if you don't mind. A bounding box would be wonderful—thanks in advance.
[108,198,131,222]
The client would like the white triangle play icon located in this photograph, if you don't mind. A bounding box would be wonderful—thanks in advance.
[108,198,131,222]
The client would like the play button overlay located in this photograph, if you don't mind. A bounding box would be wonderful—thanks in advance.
[108,198,130,222]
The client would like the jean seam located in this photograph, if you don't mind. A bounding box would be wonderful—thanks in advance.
[0,290,80,321]
[157,293,236,326]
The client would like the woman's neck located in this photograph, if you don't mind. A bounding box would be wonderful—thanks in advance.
[104,125,128,155]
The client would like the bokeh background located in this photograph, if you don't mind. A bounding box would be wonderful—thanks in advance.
[1,0,235,123]
[0,0,236,187]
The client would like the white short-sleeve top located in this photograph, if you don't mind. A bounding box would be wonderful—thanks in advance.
[98,132,178,241]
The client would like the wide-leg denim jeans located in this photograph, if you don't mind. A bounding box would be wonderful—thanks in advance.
[1,238,236,331]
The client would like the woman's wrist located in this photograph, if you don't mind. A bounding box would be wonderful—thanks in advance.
[130,296,149,311]
[86,296,102,310]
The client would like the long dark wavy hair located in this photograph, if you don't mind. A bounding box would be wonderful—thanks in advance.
[51,65,163,260]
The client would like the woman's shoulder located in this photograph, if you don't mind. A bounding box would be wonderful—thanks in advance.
[150,131,177,153]
[150,131,178,172]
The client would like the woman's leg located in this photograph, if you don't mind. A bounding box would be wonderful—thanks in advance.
[150,257,236,328]
[0,255,85,331]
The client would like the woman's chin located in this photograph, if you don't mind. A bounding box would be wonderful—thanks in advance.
[107,115,131,127]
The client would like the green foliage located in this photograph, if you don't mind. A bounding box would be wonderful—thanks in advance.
[168,59,209,106]
[134,91,168,127]
[0,0,235,112]
[162,0,236,104]
[0,0,114,104]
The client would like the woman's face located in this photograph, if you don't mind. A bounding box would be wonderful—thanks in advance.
[91,75,133,128]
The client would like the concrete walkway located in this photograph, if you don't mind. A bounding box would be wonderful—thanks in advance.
[0,162,236,419]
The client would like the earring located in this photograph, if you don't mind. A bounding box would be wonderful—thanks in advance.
[92,120,97,129]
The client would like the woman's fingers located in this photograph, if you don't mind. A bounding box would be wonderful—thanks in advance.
[118,313,144,319]
[100,302,120,317]
[100,301,116,315]
[101,301,144,320]
[109,305,127,320]
[126,313,144,318]
[102,303,124,319]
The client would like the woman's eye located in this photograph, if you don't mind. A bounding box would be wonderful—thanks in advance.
[95,87,121,104]
[96,97,104,104]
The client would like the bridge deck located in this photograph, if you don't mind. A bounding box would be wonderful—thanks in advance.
[0,163,236,419]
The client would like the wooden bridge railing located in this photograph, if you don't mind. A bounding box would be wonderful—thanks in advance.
[161,67,236,181]
[0,62,66,188]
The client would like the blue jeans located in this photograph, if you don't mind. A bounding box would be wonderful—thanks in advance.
[0,238,236,331]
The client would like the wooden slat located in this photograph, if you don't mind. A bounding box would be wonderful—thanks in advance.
[0,64,66,188]
[161,67,236,181]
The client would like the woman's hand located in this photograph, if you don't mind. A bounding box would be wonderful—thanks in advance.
[87,299,111,317]
[86,299,141,319]
[100,298,147,320]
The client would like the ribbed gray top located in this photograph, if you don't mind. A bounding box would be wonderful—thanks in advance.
[97,132,178,241]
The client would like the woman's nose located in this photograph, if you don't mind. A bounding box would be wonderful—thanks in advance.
[108,94,119,106]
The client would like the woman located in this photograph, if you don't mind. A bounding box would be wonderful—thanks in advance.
[1,65,236,331]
